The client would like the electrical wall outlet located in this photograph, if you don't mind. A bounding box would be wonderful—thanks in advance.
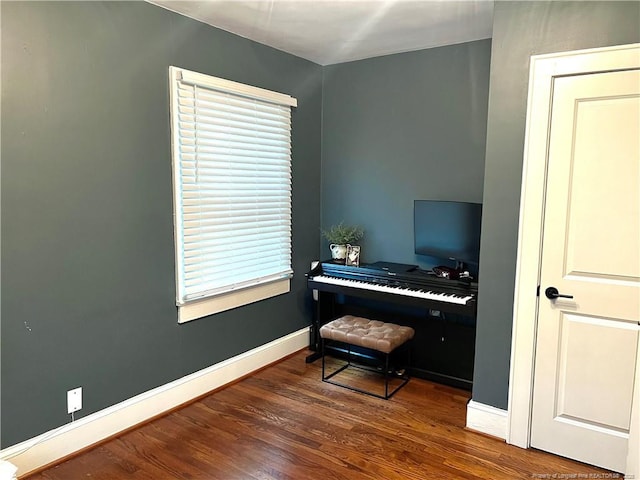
[67,387,82,415]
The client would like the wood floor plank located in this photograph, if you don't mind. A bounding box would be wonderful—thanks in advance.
[25,350,615,479]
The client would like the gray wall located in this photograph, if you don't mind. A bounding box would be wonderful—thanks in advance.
[321,40,491,268]
[473,1,640,409]
[1,1,322,447]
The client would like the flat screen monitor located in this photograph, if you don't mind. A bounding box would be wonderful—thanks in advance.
[414,200,482,265]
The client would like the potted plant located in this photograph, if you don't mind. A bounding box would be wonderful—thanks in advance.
[322,222,364,261]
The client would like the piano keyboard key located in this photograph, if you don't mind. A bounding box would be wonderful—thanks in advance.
[311,275,474,305]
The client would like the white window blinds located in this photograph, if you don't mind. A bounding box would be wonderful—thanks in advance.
[170,67,297,316]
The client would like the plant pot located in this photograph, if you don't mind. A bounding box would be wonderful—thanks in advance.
[329,243,347,260]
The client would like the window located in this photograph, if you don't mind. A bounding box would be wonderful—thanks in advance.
[169,67,297,323]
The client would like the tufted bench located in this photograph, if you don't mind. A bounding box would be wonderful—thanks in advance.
[319,315,415,399]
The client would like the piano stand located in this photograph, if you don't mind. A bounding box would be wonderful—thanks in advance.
[305,351,322,364]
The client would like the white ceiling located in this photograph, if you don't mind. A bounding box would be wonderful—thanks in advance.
[149,0,494,65]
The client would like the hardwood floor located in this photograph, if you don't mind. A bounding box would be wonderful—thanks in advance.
[27,350,615,479]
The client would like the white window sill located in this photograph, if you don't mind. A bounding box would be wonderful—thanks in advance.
[178,278,291,323]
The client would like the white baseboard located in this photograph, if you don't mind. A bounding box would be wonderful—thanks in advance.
[466,399,508,440]
[1,327,310,478]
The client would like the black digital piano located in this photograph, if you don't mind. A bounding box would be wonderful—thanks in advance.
[306,261,478,390]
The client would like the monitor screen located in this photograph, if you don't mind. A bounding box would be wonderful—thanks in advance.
[414,200,482,265]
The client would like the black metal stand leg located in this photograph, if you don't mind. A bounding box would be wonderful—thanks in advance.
[321,337,326,378]
[320,338,413,400]
[306,291,338,364]
[306,350,322,363]
[306,291,325,363]
[322,339,350,382]
[384,353,389,399]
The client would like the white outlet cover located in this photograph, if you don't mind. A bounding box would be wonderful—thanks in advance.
[0,460,18,480]
[67,387,82,414]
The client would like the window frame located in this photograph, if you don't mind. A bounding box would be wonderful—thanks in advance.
[169,66,297,323]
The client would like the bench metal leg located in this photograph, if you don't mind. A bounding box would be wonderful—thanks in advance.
[320,338,412,400]
[384,353,389,399]
[322,337,350,381]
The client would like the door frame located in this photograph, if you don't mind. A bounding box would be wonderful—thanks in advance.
[507,42,640,474]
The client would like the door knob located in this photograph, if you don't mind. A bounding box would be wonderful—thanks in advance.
[545,286,574,300]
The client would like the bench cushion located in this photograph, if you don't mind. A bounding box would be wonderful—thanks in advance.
[319,315,415,354]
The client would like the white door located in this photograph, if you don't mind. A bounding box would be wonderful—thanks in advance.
[530,68,640,472]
